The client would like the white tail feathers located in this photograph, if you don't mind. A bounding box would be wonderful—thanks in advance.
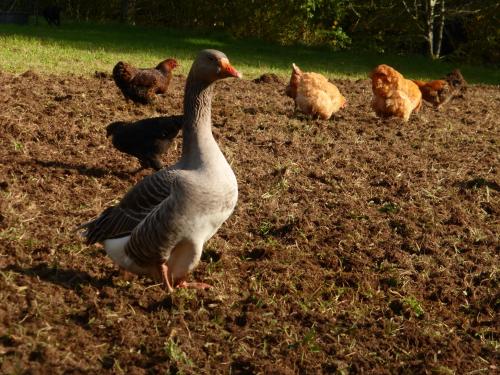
[104,236,153,277]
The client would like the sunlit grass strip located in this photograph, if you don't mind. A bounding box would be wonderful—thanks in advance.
[0,21,498,84]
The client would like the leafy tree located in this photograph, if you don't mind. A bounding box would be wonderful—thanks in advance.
[401,0,445,59]
[344,0,498,63]
[20,0,498,64]
[401,0,498,60]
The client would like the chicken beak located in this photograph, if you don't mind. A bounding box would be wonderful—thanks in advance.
[218,57,242,79]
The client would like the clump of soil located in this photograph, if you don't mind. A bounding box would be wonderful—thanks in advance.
[0,69,498,374]
[94,71,109,79]
[253,73,284,84]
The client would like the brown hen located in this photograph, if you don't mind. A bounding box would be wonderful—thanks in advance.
[112,59,178,104]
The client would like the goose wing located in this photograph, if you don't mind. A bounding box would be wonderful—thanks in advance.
[124,190,182,266]
[80,169,178,244]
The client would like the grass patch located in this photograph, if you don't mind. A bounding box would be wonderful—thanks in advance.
[404,296,425,318]
[164,337,193,368]
[0,21,498,84]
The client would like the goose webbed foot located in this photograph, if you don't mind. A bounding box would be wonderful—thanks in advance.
[175,279,212,290]
[159,264,211,292]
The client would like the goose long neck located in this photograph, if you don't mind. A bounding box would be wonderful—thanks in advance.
[181,74,217,165]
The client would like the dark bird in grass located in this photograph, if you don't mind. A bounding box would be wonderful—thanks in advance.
[106,115,183,171]
[411,69,467,109]
[444,69,467,94]
[112,59,179,104]
[411,79,453,108]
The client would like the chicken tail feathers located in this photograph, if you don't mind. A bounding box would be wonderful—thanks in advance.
[411,80,426,88]
[113,61,135,85]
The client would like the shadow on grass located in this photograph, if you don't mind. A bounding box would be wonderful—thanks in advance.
[29,158,135,180]
[456,177,500,191]
[146,295,174,313]
[3,263,114,290]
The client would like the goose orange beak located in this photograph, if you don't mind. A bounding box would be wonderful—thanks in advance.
[219,57,242,79]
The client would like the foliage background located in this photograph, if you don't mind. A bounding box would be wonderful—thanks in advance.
[2,1,499,65]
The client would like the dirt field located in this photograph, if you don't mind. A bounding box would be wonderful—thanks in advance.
[0,69,498,374]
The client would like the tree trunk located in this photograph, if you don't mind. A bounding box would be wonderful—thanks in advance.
[426,0,437,59]
[423,0,447,59]
[33,0,38,25]
[121,0,132,24]
[434,0,446,59]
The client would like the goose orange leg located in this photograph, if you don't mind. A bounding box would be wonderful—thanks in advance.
[160,263,174,292]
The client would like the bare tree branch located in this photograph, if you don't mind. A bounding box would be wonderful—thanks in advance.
[402,0,425,32]
[346,1,361,18]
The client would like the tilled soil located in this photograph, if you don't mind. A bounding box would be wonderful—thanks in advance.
[0,69,498,374]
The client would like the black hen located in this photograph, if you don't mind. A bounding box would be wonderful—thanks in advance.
[106,115,183,171]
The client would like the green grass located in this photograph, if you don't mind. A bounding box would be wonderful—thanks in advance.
[0,21,499,84]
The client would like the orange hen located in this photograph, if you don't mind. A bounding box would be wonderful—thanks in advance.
[412,79,452,108]
[411,69,467,109]
[286,63,346,120]
[285,63,302,100]
[370,64,422,122]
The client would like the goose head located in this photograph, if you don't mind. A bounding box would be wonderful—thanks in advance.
[189,49,242,84]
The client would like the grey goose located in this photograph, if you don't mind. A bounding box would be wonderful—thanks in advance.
[79,49,242,291]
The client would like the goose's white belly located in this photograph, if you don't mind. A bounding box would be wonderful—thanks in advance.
[189,206,236,244]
